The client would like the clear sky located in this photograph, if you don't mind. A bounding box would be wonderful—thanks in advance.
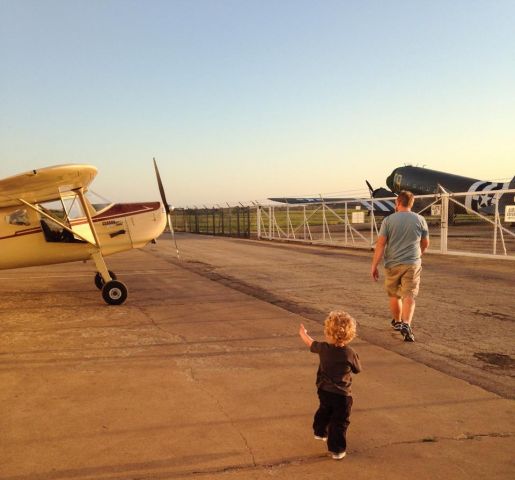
[1,0,514,206]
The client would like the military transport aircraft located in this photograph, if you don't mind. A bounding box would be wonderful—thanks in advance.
[270,165,515,216]
[0,160,173,305]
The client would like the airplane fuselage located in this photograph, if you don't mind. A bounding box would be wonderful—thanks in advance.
[386,166,514,213]
[0,201,166,270]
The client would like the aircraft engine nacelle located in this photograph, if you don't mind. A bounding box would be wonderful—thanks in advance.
[124,202,167,249]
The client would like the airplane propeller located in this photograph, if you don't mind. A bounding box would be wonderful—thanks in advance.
[366,180,375,197]
[366,179,396,200]
[153,158,180,259]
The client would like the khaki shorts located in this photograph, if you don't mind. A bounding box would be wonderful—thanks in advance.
[384,264,422,298]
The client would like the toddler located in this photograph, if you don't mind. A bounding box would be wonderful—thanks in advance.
[299,311,361,459]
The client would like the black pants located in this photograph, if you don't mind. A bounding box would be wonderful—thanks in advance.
[313,389,353,453]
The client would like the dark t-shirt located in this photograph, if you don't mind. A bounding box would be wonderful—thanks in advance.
[310,341,361,396]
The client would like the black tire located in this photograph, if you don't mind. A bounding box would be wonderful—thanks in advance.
[94,270,117,290]
[102,280,128,305]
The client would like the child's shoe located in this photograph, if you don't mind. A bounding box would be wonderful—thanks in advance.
[314,435,327,441]
[331,451,347,460]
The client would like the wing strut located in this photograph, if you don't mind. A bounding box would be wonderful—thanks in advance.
[75,188,112,283]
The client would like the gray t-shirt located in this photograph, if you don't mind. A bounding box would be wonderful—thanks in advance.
[378,211,429,268]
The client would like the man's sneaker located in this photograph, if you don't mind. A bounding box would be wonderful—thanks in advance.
[401,323,415,342]
[314,435,327,442]
[331,451,347,460]
[391,319,403,331]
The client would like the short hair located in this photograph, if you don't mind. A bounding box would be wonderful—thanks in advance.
[324,311,357,346]
[397,190,415,208]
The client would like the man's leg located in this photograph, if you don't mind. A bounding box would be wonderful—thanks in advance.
[389,296,402,321]
[401,295,416,325]
[385,266,402,329]
[399,266,421,339]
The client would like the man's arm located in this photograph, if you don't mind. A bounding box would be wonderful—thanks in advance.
[371,235,387,281]
[420,236,429,254]
[299,324,314,348]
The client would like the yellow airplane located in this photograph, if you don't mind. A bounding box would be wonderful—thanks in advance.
[0,161,171,305]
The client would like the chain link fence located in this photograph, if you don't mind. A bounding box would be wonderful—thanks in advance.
[171,207,252,238]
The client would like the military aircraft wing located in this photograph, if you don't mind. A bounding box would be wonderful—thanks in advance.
[0,164,98,208]
[267,196,396,214]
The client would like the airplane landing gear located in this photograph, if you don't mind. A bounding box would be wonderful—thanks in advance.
[102,280,128,305]
[91,252,127,305]
[94,270,117,290]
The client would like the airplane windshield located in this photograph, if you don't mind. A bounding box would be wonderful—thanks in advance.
[38,199,67,223]
[86,190,113,214]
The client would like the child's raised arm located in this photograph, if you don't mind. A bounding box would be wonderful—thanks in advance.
[299,323,314,348]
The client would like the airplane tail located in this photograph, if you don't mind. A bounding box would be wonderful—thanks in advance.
[499,176,515,215]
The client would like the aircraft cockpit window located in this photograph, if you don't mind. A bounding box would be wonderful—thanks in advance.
[394,173,402,190]
[38,200,67,222]
[86,190,113,214]
[37,200,85,243]
[61,195,84,220]
[5,209,31,226]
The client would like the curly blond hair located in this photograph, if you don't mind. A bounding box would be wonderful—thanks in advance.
[324,310,356,346]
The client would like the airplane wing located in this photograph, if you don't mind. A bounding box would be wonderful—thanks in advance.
[267,197,396,214]
[267,197,346,204]
[0,164,98,208]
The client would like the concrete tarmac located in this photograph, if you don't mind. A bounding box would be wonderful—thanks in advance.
[0,241,514,479]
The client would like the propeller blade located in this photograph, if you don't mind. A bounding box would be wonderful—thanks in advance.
[365,180,374,196]
[167,211,181,260]
[153,158,180,259]
[153,158,171,215]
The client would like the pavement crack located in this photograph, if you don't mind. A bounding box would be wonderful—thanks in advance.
[360,431,514,453]
[135,306,188,343]
[186,368,257,468]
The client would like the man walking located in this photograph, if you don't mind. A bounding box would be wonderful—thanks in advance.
[371,190,429,342]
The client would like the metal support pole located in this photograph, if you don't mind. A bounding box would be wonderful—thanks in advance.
[268,206,272,239]
[495,192,507,255]
[287,205,290,238]
[345,202,348,245]
[493,198,498,255]
[370,201,375,247]
[256,206,261,239]
[322,202,326,241]
[440,194,448,254]
[247,207,250,238]
[303,205,306,239]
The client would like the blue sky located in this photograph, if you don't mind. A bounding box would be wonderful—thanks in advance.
[1,0,514,206]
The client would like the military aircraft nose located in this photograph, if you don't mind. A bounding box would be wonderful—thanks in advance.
[386,169,397,191]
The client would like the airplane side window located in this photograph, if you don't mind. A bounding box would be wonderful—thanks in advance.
[394,174,402,190]
[5,209,31,226]
[38,200,83,243]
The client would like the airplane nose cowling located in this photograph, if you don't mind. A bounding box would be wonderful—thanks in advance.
[386,169,397,191]
[125,202,167,249]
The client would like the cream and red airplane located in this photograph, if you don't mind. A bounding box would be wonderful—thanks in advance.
[0,161,172,305]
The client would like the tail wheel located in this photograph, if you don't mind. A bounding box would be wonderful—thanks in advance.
[102,280,128,305]
[94,270,117,290]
